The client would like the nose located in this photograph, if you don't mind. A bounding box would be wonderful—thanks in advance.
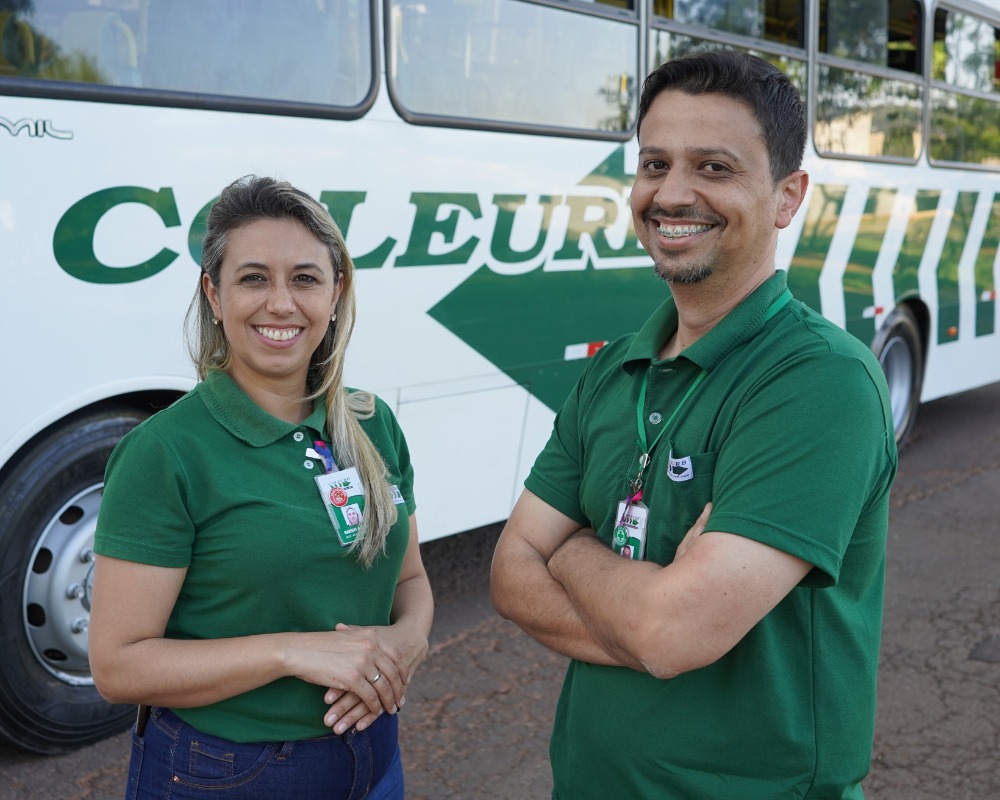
[652,168,697,211]
[265,283,296,316]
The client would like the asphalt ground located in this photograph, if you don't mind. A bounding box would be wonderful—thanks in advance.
[0,381,998,799]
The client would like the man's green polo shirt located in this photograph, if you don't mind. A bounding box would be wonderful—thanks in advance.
[527,271,897,799]
[95,370,415,742]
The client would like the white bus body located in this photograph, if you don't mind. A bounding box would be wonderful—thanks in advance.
[1,0,997,752]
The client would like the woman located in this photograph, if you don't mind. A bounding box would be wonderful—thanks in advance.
[90,175,434,799]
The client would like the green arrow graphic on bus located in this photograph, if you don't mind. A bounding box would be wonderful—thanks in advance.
[428,145,664,411]
[429,262,667,411]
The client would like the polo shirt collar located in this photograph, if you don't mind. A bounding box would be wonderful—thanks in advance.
[198,370,330,447]
[622,271,790,372]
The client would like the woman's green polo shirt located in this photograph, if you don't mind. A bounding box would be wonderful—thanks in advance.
[95,370,415,742]
[527,272,898,799]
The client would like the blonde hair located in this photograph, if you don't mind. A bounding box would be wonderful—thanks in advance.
[184,175,397,566]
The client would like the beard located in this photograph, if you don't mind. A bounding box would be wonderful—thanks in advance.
[652,257,714,285]
[641,205,721,285]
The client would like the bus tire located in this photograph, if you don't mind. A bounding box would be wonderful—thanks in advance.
[0,407,147,754]
[872,305,923,447]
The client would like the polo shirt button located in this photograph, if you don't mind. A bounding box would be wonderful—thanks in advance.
[304,459,315,469]
[649,412,663,425]
[293,431,305,442]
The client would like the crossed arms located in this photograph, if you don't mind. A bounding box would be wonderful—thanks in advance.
[490,490,811,678]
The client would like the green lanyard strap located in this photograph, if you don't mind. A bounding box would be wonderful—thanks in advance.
[636,368,705,456]
[629,287,791,495]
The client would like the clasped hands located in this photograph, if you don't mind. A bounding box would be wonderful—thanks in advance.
[320,622,427,735]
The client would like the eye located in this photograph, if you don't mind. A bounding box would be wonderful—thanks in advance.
[643,159,667,172]
[239,273,267,285]
[704,162,730,174]
[292,273,320,286]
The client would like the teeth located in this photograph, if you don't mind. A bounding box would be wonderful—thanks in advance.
[656,224,713,239]
[255,326,301,341]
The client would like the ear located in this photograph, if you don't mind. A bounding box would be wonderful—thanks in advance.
[331,271,345,312]
[202,271,222,321]
[775,170,809,230]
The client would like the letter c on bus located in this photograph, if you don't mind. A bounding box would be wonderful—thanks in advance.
[53,187,182,283]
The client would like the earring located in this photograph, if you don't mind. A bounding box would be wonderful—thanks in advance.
[331,313,337,323]
[212,318,220,325]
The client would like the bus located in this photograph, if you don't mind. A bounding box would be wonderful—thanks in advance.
[1,0,998,753]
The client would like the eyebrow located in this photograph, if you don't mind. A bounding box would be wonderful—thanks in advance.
[234,261,325,272]
[639,145,743,163]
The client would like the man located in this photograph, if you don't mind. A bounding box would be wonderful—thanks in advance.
[491,50,897,799]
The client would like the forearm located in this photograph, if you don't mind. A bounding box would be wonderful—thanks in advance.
[491,540,624,666]
[548,534,664,672]
[387,573,434,670]
[92,631,301,707]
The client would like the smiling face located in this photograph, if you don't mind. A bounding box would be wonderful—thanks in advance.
[630,90,806,291]
[203,217,342,397]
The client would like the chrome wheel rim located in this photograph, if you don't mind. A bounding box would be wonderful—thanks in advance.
[22,485,102,686]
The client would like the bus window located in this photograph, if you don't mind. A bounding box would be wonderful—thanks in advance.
[929,8,1000,168]
[652,0,804,45]
[647,1,806,97]
[0,8,36,77]
[388,0,639,134]
[932,7,998,92]
[0,0,374,110]
[815,0,923,161]
[819,0,921,73]
[815,65,923,159]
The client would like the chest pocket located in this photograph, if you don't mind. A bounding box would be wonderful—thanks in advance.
[644,444,718,564]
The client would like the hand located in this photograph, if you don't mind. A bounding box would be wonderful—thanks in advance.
[322,689,392,735]
[673,502,713,561]
[323,622,428,733]
[284,627,408,719]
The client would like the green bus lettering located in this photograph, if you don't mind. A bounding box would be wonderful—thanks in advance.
[54,187,181,284]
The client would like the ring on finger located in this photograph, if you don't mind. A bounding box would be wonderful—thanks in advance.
[369,669,382,684]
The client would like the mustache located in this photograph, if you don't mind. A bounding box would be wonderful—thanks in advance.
[642,206,724,226]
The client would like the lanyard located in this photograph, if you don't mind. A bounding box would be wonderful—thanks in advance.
[627,287,792,499]
[630,369,705,497]
[307,440,338,474]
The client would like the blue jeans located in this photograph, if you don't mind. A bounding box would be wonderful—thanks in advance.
[125,707,403,800]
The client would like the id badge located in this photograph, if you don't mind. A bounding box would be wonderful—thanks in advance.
[315,467,366,547]
[612,500,648,560]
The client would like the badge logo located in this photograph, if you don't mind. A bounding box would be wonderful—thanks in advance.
[329,487,349,507]
[667,455,693,482]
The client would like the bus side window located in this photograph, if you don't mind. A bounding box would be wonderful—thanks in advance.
[143,1,231,96]
[928,8,1000,167]
[0,11,37,77]
[142,0,366,107]
[820,0,921,74]
[57,10,141,87]
[390,0,636,132]
[816,0,923,160]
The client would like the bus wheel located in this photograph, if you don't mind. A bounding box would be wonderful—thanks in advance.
[872,306,923,447]
[0,407,147,754]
